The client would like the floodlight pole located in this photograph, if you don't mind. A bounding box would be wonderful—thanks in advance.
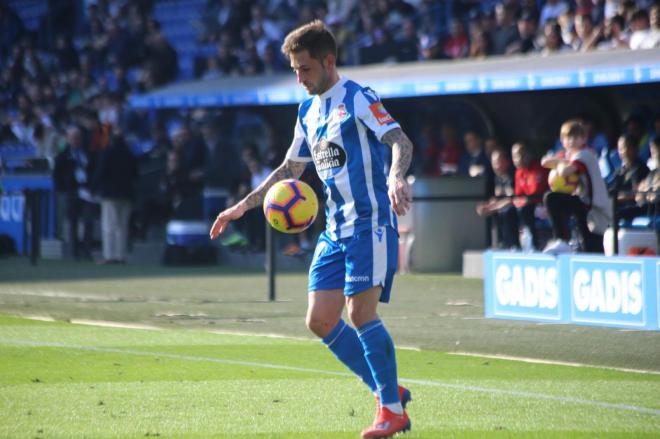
[266,222,276,301]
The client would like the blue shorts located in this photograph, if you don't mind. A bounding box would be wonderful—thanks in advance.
[308,226,398,303]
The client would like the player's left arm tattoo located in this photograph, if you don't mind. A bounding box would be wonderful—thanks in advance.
[382,128,413,179]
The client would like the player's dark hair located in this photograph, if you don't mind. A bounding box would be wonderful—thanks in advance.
[281,19,337,61]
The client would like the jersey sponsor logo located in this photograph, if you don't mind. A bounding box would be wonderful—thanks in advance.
[369,102,394,125]
[346,274,370,283]
[312,139,346,173]
[334,103,350,123]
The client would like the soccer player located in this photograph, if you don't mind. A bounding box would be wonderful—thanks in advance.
[209,20,414,439]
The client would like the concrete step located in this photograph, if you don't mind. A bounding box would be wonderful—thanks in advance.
[462,250,484,279]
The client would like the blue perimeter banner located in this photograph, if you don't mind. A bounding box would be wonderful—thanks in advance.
[484,251,660,330]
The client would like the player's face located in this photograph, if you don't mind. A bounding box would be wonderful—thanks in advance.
[290,50,331,95]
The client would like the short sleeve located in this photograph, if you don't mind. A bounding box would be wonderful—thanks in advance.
[285,114,313,163]
[354,87,400,142]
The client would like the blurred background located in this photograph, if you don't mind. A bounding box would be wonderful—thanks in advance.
[0,0,659,271]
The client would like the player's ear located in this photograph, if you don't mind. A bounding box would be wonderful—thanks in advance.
[323,53,336,70]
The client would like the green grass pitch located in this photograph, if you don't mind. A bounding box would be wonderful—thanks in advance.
[1,257,659,438]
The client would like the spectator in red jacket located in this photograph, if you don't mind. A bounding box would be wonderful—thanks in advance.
[512,142,549,250]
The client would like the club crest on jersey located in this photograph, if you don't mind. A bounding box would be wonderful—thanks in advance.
[312,139,346,173]
[334,103,350,123]
[369,102,394,125]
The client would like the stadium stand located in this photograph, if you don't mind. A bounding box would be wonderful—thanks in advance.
[1,0,659,263]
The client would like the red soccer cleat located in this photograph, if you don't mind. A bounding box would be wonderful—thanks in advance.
[361,407,411,438]
[375,385,412,416]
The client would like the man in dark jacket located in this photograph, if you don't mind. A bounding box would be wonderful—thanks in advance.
[53,125,96,259]
[92,134,137,263]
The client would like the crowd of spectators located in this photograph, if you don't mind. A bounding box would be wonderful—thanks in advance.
[1,0,659,259]
[192,0,660,79]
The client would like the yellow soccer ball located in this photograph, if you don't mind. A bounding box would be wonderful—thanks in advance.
[548,169,579,194]
[263,179,319,233]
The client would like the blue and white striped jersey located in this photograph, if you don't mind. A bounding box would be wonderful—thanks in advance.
[285,77,400,240]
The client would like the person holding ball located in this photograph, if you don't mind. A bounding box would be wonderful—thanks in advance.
[541,119,611,254]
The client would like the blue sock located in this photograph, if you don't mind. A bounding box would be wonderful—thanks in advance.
[357,319,399,405]
[322,319,377,392]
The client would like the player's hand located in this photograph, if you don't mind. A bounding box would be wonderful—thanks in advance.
[209,202,248,240]
[388,176,412,216]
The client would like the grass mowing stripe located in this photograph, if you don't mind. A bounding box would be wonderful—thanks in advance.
[3,338,660,418]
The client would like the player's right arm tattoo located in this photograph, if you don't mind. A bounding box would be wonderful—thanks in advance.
[242,159,307,210]
[382,128,413,180]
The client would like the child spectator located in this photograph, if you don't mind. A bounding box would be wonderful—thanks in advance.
[512,142,549,250]
[542,119,611,254]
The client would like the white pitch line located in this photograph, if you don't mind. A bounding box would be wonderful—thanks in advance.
[2,339,660,417]
[449,351,660,376]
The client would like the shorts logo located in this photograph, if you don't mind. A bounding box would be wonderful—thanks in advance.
[368,102,394,125]
[374,228,384,242]
[346,275,370,283]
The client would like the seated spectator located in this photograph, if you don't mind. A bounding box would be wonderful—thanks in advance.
[142,20,178,87]
[493,3,519,54]
[506,10,539,54]
[539,19,571,55]
[476,149,519,249]
[542,119,611,254]
[609,134,650,210]
[558,9,577,47]
[214,43,241,77]
[443,18,469,59]
[512,142,549,250]
[395,18,420,62]
[459,130,494,194]
[648,113,660,170]
[626,113,652,162]
[459,130,490,177]
[597,14,630,50]
[617,138,659,230]
[469,30,494,58]
[573,13,602,51]
[160,148,202,220]
[630,7,660,49]
[422,122,462,176]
